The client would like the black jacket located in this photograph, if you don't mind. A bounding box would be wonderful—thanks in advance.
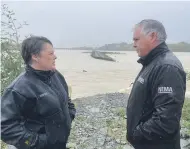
[1,66,76,149]
[127,42,186,149]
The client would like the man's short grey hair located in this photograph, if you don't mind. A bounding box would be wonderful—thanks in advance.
[135,19,167,43]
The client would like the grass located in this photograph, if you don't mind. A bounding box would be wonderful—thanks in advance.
[1,141,7,149]
[181,98,190,136]
[106,108,127,145]
[115,107,126,118]
[75,115,86,122]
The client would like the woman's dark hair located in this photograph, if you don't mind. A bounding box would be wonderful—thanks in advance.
[21,36,53,64]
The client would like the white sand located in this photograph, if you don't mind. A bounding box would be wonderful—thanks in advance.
[55,50,190,99]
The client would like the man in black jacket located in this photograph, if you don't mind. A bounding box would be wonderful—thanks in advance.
[1,36,76,149]
[126,19,186,149]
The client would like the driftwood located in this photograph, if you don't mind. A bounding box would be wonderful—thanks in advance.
[91,51,116,62]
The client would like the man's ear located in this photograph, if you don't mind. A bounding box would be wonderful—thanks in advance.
[150,32,157,42]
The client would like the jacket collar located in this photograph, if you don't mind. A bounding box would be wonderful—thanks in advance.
[137,42,169,66]
[26,65,55,82]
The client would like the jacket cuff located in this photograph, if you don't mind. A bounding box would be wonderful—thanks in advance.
[132,125,144,141]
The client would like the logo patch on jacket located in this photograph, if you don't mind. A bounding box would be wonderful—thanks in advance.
[158,87,173,93]
[137,76,144,84]
[39,92,48,98]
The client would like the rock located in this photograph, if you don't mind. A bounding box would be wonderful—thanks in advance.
[7,145,17,149]
[112,128,118,132]
[66,143,77,149]
[91,51,116,62]
[181,139,190,149]
[123,145,134,149]
[185,91,190,98]
[181,127,190,139]
[90,107,100,113]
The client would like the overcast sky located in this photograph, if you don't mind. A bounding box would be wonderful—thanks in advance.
[2,1,190,48]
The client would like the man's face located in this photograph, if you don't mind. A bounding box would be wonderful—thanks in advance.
[133,26,154,57]
[32,43,57,71]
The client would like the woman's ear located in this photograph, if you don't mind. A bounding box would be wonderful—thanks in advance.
[31,54,39,62]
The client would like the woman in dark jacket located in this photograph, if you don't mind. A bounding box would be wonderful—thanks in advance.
[1,36,76,149]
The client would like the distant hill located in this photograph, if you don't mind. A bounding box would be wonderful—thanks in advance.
[95,42,190,52]
[168,42,190,52]
[55,42,190,52]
